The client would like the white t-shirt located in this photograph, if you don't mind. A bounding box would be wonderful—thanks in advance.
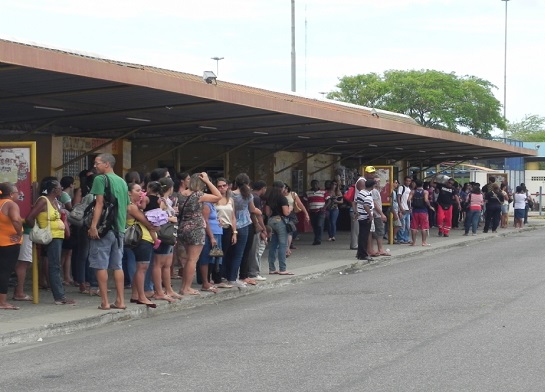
[513,193,526,210]
[398,185,410,211]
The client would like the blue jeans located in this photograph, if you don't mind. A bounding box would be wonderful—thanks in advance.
[464,209,480,234]
[397,211,411,242]
[268,216,288,272]
[327,208,339,238]
[309,211,325,243]
[144,254,154,292]
[224,225,249,282]
[46,238,66,301]
[123,248,136,285]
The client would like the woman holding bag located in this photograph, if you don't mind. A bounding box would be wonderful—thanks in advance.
[26,179,75,305]
[126,183,158,308]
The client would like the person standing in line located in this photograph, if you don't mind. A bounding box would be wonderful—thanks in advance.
[325,180,343,242]
[356,180,375,262]
[396,176,412,243]
[369,176,389,255]
[265,181,292,275]
[242,180,269,282]
[304,179,328,245]
[87,153,130,311]
[177,172,221,295]
[463,185,483,236]
[436,178,460,238]
[349,177,365,249]
[27,179,76,305]
[513,185,527,229]
[408,179,434,246]
[0,182,24,310]
[222,173,262,287]
[483,183,504,234]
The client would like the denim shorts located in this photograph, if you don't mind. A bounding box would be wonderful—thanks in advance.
[133,240,153,263]
[153,242,173,255]
[501,204,509,214]
[88,230,123,270]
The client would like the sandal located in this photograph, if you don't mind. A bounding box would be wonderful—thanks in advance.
[55,298,76,305]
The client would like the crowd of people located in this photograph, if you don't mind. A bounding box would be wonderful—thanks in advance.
[1,154,317,311]
[0,159,537,312]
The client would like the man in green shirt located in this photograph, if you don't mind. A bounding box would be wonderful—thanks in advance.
[88,153,129,310]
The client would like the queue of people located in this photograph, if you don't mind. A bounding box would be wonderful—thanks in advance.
[2,160,537,313]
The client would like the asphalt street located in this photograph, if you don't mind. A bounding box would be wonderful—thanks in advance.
[1,227,544,391]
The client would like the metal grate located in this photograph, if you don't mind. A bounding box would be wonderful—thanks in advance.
[62,150,88,178]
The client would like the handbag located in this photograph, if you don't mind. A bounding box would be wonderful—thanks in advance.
[68,193,94,227]
[124,222,143,248]
[29,197,53,245]
[209,245,224,257]
[157,222,177,246]
[282,216,296,233]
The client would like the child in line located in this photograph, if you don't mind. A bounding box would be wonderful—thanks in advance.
[142,181,169,249]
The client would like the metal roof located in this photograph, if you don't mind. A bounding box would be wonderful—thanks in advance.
[0,38,536,166]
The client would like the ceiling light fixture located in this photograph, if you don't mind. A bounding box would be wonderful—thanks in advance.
[395,147,403,150]
[368,144,378,147]
[253,131,269,135]
[33,105,65,112]
[297,135,310,139]
[336,140,348,143]
[419,150,427,153]
[198,125,218,130]
[126,117,151,122]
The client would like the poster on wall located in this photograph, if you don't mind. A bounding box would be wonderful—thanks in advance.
[0,142,37,217]
[360,165,393,206]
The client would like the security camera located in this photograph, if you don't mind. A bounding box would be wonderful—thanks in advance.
[370,108,379,118]
[536,144,541,149]
[203,71,217,85]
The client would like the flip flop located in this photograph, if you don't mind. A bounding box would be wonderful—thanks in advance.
[269,271,279,275]
[12,295,33,301]
[216,282,233,288]
[0,304,20,310]
[378,252,391,256]
[201,286,219,293]
[97,304,111,311]
[278,271,295,275]
[422,243,432,247]
[110,303,127,310]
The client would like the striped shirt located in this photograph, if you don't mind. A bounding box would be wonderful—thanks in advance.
[305,189,328,212]
[356,189,373,220]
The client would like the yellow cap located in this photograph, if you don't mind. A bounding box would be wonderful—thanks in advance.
[364,166,376,173]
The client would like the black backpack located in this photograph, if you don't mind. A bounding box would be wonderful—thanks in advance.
[411,189,425,209]
[83,175,118,238]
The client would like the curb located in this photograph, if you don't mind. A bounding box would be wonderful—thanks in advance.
[1,224,541,346]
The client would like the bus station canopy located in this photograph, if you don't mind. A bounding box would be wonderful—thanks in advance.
[0,38,536,166]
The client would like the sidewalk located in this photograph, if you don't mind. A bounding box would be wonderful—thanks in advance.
[2,213,544,346]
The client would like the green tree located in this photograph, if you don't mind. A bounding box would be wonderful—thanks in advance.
[507,114,545,141]
[327,69,506,138]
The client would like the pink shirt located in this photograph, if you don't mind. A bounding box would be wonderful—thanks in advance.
[468,193,483,210]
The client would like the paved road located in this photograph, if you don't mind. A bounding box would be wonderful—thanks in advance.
[1,228,544,392]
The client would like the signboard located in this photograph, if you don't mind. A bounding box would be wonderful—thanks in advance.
[0,142,37,217]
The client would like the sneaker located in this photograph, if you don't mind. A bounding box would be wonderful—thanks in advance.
[438,231,443,237]
[229,280,247,288]
[254,275,267,281]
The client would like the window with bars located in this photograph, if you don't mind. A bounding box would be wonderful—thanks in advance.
[62,150,88,178]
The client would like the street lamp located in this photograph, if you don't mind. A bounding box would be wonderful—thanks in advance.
[501,0,509,139]
[211,57,224,77]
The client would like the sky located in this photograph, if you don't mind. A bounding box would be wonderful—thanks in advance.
[1,0,544,131]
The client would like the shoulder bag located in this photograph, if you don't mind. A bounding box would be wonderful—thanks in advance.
[29,196,53,245]
[124,221,143,248]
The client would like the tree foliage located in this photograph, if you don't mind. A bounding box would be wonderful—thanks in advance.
[327,69,506,138]
[507,114,545,141]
